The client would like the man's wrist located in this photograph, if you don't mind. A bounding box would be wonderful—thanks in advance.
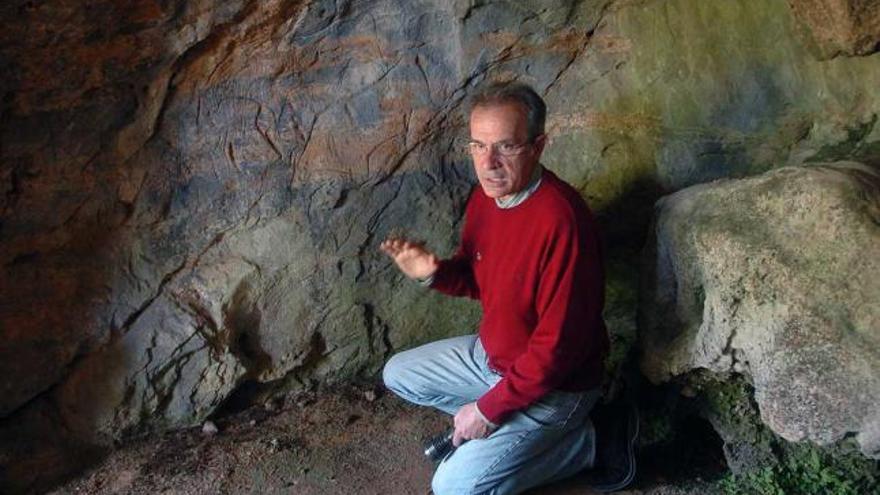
[473,402,499,429]
[416,260,440,286]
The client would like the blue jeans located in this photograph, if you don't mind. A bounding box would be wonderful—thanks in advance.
[383,334,600,495]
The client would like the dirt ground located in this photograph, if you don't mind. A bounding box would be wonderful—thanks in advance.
[49,384,720,495]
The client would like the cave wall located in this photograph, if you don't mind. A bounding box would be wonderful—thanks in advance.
[1,0,878,490]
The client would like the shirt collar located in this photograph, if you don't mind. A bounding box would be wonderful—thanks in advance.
[495,165,543,209]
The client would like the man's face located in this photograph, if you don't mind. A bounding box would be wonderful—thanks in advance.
[468,103,546,200]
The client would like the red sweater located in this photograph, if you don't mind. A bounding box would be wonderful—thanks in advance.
[431,169,608,424]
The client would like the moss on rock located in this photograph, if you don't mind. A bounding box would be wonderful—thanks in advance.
[719,439,878,495]
[691,373,879,494]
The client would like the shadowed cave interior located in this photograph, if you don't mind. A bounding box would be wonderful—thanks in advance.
[1,0,879,493]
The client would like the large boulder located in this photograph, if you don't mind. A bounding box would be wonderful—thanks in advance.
[640,162,880,459]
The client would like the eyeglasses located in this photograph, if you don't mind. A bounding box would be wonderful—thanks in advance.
[465,140,533,157]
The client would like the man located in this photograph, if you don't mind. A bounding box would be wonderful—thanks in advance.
[380,82,636,494]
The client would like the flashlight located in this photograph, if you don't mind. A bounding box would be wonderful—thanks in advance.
[423,428,456,462]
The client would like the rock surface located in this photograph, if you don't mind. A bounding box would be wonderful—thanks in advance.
[2,0,880,490]
[640,162,880,459]
[788,0,880,59]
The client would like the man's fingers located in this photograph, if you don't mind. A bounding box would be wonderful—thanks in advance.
[379,238,403,256]
[403,239,424,249]
[381,237,437,281]
[452,427,464,447]
[381,238,426,261]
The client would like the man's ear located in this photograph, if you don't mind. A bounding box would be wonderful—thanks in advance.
[532,134,547,155]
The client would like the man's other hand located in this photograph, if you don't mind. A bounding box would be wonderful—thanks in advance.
[453,402,494,447]
[379,237,439,280]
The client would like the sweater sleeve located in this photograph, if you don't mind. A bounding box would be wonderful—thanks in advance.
[476,217,604,424]
[430,247,480,300]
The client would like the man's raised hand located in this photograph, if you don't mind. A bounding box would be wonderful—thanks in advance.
[379,237,439,280]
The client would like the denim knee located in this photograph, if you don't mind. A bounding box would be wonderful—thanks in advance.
[431,455,498,495]
[430,468,452,495]
[432,461,474,495]
[381,351,406,394]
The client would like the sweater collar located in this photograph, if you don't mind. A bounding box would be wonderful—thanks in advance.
[494,165,543,209]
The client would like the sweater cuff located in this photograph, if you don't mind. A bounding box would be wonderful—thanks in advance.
[417,274,435,287]
[428,258,456,292]
[476,391,510,426]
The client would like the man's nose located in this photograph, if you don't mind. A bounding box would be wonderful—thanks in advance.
[478,149,502,169]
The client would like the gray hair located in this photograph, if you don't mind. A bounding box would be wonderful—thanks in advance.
[468,81,547,141]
